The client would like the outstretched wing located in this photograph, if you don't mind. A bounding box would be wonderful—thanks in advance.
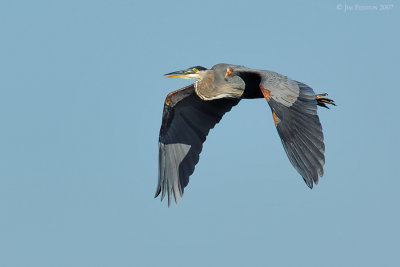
[259,72,325,188]
[234,67,326,188]
[156,84,239,205]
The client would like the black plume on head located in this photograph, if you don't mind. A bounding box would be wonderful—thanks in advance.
[190,66,208,71]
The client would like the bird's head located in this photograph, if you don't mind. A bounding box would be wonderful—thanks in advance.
[164,66,208,80]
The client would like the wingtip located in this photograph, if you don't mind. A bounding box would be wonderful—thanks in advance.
[154,187,161,198]
[306,180,314,189]
[155,186,184,207]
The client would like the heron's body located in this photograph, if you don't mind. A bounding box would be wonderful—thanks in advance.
[156,64,335,205]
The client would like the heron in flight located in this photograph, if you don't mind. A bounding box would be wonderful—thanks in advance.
[155,63,335,206]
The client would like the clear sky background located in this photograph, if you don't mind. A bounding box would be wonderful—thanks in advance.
[1,0,399,266]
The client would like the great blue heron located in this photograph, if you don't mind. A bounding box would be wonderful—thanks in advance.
[155,63,335,205]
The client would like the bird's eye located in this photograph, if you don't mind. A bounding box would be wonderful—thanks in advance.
[192,68,198,73]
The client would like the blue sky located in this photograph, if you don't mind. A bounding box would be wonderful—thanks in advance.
[1,0,399,266]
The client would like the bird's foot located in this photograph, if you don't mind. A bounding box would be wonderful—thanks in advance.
[316,93,336,109]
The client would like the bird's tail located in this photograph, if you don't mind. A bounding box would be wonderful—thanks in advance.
[316,93,336,109]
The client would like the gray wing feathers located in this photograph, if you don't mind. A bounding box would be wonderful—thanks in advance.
[262,71,300,107]
[268,82,325,187]
[158,142,190,205]
[223,65,326,187]
[156,86,239,205]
